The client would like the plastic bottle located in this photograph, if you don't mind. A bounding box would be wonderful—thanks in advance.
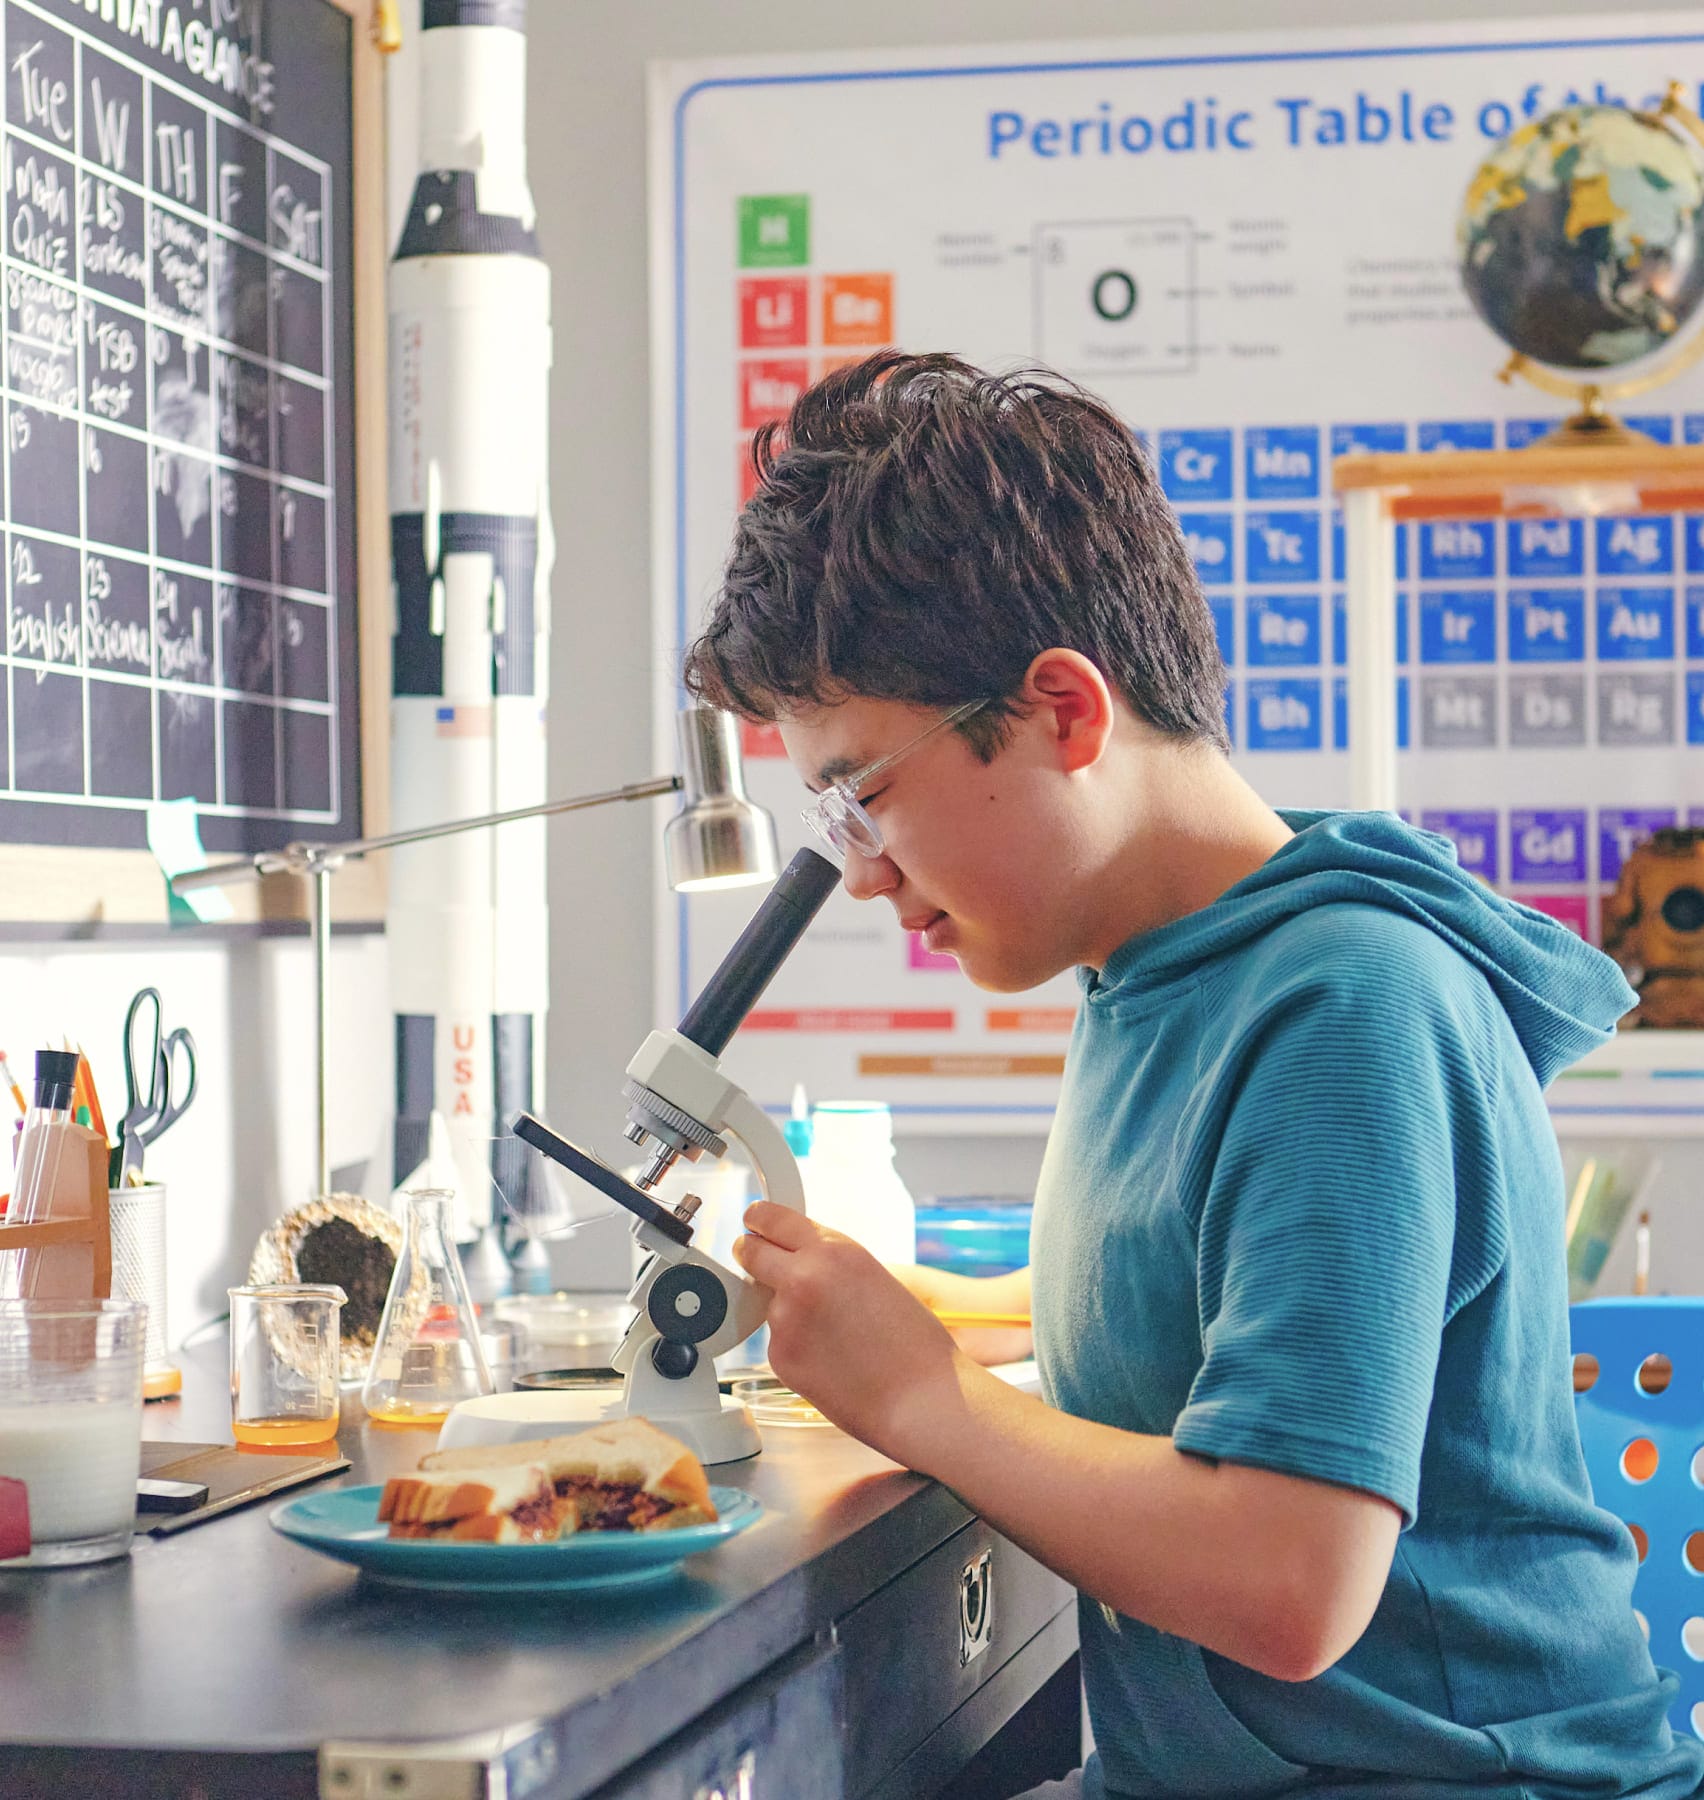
[803,1101,917,1266]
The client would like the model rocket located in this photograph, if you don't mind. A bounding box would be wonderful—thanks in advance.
[388,0,553,1231]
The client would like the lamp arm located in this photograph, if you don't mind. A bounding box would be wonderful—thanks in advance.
[170,776,684,894]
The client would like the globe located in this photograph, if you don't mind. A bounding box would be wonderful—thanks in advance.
[1457,100,1704,373]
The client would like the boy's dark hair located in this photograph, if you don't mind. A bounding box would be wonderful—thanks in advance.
[682,351,1230,757]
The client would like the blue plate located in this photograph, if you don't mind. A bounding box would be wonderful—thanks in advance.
[270,1484,762,1592]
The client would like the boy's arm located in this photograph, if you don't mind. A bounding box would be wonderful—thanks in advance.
[736,1206,1399,1684]
[889,1263,1033,1366]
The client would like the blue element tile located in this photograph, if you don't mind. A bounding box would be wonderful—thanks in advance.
[1244,426,1322,500]
[1419,589,1497,664]
[1595,515,1674,577]
[1331,591,1410,665]
[1596,587,1676,661]
[1246,677,1322,751]
[1506,517,1584,579]
[1331,675,1410,750]
[1418,419,1495,452]
[1507,588,1585,663]
[1504,418,1563,449]
[1510,809,1587,883]
[1158,428,1234,502]
[1688,587,1704,659]
[1177,510,1235,586]
[1332,513,1409,583]
[1330,423,1408,457]
[1418,518,1496,581]
[1245,592,1321,667]
[1421,810,1499,882]
[1622,414,1676,445]
[1244,510,1321,584]
[1683,517,1704,575]
[1599,809,1678,884]
[1210,596,1235,664]
[1689,672,1704,747]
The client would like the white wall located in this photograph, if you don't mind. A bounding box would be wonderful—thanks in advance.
[5,0,1700,1341]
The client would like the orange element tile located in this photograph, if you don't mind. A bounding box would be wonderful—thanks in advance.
[821,273,893,347]
[858,1054,1065,1078]
[987,1009,1076,1033]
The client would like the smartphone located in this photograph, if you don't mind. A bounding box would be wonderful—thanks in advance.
[509,1112,694,1247]
[136,1478,209,1514]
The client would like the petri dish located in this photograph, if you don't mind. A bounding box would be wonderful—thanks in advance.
[729,1374,832,1428]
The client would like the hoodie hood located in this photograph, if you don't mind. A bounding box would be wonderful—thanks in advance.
[1087,809,1635,1088]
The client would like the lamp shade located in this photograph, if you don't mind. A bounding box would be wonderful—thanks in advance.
[664,708,779,892]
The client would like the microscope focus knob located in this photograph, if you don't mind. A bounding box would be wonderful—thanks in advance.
[647,1263,728,1347]
[651,1338,698,1380]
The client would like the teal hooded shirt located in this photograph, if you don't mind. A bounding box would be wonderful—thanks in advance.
[1031,810,1703,1800]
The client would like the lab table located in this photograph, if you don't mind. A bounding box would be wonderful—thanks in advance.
[0,1341,1080,1799]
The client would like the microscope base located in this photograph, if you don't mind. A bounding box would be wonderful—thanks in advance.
[435,1389,763,1466]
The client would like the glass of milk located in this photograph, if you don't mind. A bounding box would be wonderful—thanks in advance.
[0,1298,147,1567]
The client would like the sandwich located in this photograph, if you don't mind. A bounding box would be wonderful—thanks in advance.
[418,1416,717,1533]
[379,1462,561,1542]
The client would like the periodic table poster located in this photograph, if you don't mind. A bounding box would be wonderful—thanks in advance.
[0,0,359,857]
[650,16,1704,1129]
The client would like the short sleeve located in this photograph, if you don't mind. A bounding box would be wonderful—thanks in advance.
[1171,916,1507,1524]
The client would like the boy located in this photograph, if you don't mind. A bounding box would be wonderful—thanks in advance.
[685,352,1701,1799]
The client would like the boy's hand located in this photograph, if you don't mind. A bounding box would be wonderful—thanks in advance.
[734,1200,968,1467]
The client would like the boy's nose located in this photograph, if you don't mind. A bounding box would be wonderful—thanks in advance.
[840,844,900,901]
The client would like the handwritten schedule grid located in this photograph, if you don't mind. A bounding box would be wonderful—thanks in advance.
[0,0,337,825]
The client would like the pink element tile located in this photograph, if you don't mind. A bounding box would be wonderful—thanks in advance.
[1526,894,1590,938]
[908,932,957,971]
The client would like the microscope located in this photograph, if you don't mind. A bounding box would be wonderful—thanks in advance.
[436,847,842,1464]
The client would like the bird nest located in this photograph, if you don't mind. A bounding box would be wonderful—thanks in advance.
[249,1193,424,1381]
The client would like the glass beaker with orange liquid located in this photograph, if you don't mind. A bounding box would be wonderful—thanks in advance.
[228,1283,346,1447]
[360,1189,492,1427]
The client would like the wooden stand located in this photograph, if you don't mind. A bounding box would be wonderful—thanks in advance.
[0,1129,113,1300]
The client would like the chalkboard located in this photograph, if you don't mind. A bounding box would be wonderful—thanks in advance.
[0,0,386,917]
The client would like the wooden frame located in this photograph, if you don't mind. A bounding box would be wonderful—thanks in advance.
[0,0,389,933]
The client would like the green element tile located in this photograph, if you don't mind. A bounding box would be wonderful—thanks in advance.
[738,194,809,268]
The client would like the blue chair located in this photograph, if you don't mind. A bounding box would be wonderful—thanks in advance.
[1571,1298,1704,1740]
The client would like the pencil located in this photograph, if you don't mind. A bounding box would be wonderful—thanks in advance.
[932,1311,1033,1329]
[74,1046,108,1143]
[0,1052,24,1117]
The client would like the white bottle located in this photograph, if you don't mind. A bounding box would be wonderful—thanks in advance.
[804,1102,917,1267]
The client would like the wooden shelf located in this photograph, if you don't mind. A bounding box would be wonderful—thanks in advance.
[1333,442,1704,520]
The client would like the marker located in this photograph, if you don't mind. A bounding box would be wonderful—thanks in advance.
[1633,1210,1652,1297]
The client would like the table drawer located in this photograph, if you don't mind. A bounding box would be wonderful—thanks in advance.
[588,1636,843,1800]
[837,1519,1072,1797]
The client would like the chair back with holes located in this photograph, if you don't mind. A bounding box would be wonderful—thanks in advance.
[1571,1298,1704,1741]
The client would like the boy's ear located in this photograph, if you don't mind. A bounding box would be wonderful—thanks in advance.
[1020,649,1115,773]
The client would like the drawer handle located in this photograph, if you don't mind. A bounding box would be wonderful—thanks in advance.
[959,1547,995,1666]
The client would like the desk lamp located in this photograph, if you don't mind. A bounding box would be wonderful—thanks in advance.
[170,707,779,1201]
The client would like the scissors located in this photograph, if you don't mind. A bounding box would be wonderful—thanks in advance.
[113,988,199,1186]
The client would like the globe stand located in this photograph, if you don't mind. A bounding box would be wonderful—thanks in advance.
[1494,373,1664,451]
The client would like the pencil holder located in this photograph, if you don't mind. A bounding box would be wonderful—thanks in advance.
[109,1183,180,1400]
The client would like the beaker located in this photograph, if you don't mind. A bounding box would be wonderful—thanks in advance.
[228,1283,347,1447]
[360,1189,493,1426]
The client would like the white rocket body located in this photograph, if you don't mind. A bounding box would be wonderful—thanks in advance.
[388,5,553,1231]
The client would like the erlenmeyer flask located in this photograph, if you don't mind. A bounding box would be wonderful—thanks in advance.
[361,1189,493,1425]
